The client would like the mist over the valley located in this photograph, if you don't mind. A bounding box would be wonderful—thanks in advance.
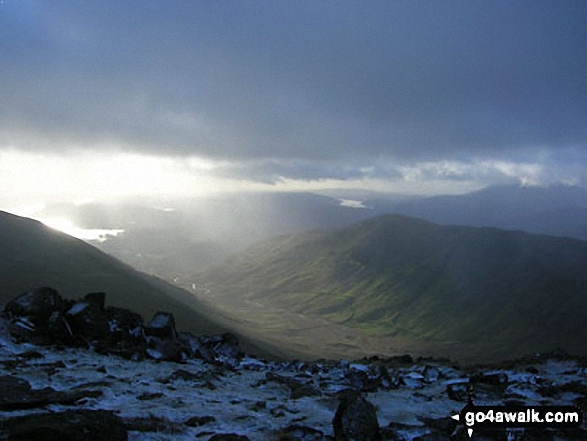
[23,184,587,284]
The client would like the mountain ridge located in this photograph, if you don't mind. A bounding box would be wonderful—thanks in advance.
[196,214,587,361]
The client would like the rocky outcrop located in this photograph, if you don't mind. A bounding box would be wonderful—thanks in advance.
[3,287,239,363]
[4,287,72,344]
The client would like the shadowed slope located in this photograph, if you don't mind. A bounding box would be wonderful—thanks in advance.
[0,210,273,356]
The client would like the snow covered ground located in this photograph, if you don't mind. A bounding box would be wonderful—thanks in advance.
[0,314,585,440]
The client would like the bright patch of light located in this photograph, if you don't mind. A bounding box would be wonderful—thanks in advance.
[38,217,124,242]
[338,199,368,209]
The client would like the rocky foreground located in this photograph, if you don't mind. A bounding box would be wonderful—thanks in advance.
[0,288,586,440]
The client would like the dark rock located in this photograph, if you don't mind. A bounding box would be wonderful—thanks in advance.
[143,312,184,361]
[0,375,102,411]
[0,409,127,441]
[344,369,379,393]
[266,372,321,399]
[291,382,322,399]
[446,380,470,401]
[123,415,181,434]
[146,337,183,362]
[4,287,71,343]
[205,332,242,358]
[169,368,202,382]
[208,434,250,441]
[271,408,287,418]
[249,400,267,412]
[471,372,509,387]
[145,312,177,340]
[65,299,110,344]
[185,415,216,427]
[105,306,146,359]
[17,350,44,360]
[276,424,325,440]
[417,416,457,435]
[4,287,66,319]
[137,392,164,401]
[386,354,414,366]
[452,427,508,440]
[520,428,555,440]
[413,432,450,440]
[84,292,106,310]
[332,389,381,441]
[549,427,587,440]
[178,332,216,363]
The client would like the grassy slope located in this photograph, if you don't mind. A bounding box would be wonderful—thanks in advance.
[198,215,587,358]
[0,210,276,356]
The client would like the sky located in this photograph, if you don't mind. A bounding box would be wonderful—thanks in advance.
[1,0,586,209]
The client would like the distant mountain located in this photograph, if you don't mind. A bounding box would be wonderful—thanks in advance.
[0,210,270,355]
[370,184,587,241]
[197,214,587,361]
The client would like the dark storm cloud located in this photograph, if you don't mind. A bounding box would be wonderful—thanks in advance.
[1,0,586,168]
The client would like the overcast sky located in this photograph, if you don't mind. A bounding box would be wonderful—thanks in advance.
[1,0,586,207]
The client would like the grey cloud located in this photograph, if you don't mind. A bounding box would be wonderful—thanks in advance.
[1,0,586,170]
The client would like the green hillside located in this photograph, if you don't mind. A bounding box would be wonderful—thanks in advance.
[0,210,271,355]
[197,215,587,359]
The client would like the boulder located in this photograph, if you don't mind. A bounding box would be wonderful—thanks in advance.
[203,332,242,359]
[145,312,177,340]
[84,292,106,310]
[178,332,216,363]
[146,338,183,362]
[4,287,71,343]
[141,312,185,361]
[332,390,381,441]
[65,300,110,345]
[106,306,146,359]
